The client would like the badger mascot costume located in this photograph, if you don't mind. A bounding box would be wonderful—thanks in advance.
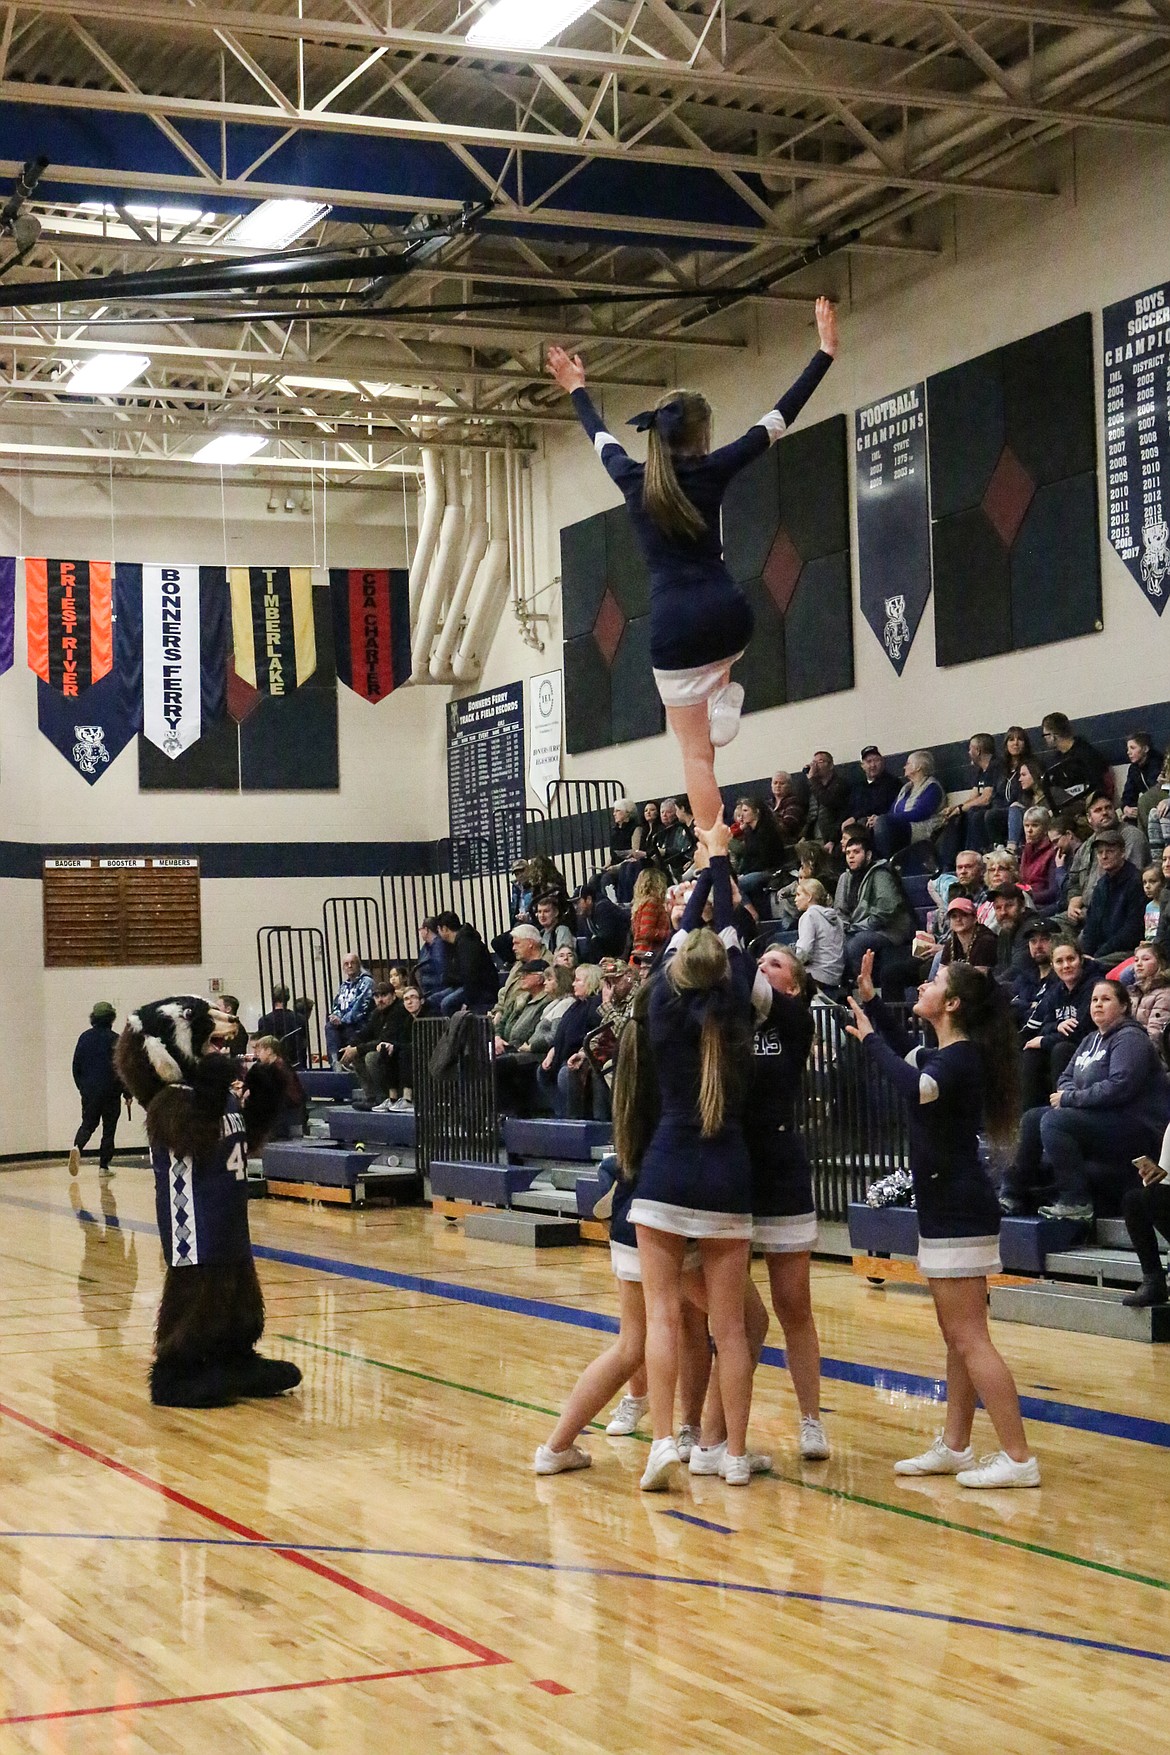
[115,996,303,1407]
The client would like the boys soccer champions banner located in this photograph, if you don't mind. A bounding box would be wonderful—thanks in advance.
[116,564,230,757]
[228,567,316,715]
[25,557,113,695]
[329,567,411,704]
[0,556,14,677]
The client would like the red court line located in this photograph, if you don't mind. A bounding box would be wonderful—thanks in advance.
[1,1658,490,1727]
[0,1396,507,1666]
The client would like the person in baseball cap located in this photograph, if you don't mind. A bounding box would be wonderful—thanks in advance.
[68,1002,122,1179]
[942,894,997,970]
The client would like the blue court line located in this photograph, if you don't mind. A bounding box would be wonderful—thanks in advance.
[658,1510,736,1535]
[1,1532,1167,1668]
[6,1187,1170,1451]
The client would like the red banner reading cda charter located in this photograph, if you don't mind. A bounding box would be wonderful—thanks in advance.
[25,558,114,696]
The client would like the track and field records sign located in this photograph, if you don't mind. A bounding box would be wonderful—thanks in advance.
[1103,279,1170,613]
[446,682,525,880]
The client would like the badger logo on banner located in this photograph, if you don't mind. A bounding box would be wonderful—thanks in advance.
[0,556,14,678]
[116,564,229,757]
[229,567,316,711]
[37,670,135,784]
[329,567,411,704]
[25,557,113,695]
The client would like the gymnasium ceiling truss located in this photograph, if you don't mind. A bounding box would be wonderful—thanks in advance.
[0,0,1166,488]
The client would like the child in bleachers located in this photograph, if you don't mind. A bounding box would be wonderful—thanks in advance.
[1142,863,1164,943]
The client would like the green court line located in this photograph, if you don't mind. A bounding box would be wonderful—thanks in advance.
[278,1331,1170,1597]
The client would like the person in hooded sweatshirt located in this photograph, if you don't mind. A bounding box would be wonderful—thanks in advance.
[1002,978,1170,1221]
[68,1001,125,1178]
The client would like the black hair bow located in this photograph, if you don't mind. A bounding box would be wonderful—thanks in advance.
[628,399,685,439]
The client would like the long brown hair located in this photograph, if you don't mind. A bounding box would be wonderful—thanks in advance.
[943,963,1020,1148]
[611,979,659,1177]
[642,391,711,541]
[667,927,744,1137]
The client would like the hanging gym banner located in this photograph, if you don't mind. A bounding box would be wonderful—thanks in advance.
[855,384,931,674]
[329,567,411,704]
[1103,278,1170,613]
[228,567,316,709]
[0,556,14,677]
[116,564,230,757]
[25,557,113,695]
[36,669,136,784]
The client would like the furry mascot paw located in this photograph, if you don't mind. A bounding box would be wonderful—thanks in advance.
[115,997,303,1409]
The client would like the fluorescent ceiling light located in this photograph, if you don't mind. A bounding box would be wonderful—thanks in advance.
[64,353,151,396]
[229,199,330,250]
[467,0,597,49]
[193,433,268,465]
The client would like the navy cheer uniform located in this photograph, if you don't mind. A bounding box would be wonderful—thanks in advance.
[862,1001,1002,1278]
[154,1098,252,1268]
[629,855,755,1238]
[598,1154,699,1281]
[569,350,833,699]
[746,979,818,1251]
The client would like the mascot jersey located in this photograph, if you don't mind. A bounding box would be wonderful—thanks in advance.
[153,1097,252,1268]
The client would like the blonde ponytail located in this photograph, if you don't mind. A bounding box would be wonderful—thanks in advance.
[698,1010,727,1138]
[640,390,711,542]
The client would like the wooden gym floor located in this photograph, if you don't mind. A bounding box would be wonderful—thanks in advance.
[0,1161,1168,1754]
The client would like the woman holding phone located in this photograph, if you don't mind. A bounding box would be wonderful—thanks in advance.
[1123,1139,1170,1307]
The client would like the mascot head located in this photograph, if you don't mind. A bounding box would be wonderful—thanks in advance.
[116,994,285,1159]
[115,996,235,1106]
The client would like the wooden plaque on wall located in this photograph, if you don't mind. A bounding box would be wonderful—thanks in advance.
[43,857,202,968]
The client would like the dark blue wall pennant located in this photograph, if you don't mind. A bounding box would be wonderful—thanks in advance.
[855,382,931,674]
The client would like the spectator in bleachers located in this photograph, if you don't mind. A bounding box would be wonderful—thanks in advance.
[989,884,1033,988]
[986,725,1035,846]
[1018,937,1100,1107]
[770,769,811,847]
[1121,1142,1170,1307]
[640,800,665,867]
[1139,751,1170,853]
[415,918,449,1002]
[1142,863,1164,943]
[1060,795,1146,933]
[610,799,640,862]
[493,960,551,1055]
[339,980,400,1107]
[927,849,987,933]
[657,797,695,882]
[292,994,315,1063]
[938,733,1005,866]
[218,995,249,1056]
[1040,711,1110,813]
[873,749,946,860]
[538,963,605,1116]
[768,838,838,932]
[68,1001,124,1179]
[804,749,851,848]
[631,866,672,959]
[1005,756,1051,851]
[792,878,846,991]
[553,945,578,971]
[731,794,784,911]
[528,966,577,1058]
[1157,847,1170,957]
[1121,730,1163,822]
[1081,828,1146,963]
[1131,942,1170,1046]
[527,856,575,926]
[841,745,900,835]
[492,925,549,1028]
[507,859,535,927]
[1005,979,1170,1223]
[938,897,998,972]
[835,829,916,981]
[574,879,629,962]
[535,891,576,956]
[495,965,571,1114]
[1011,917,1057,1026]
[255,984,308,1069]
[324,953,375,1067]
[433,913,500,1015]
[1018,807,1058,910]
[370,984,427,1111]
[249,1034,306,1138]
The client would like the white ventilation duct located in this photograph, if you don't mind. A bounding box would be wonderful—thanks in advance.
[430,449,489,680]
[452,449,512,683]
[411,449,465,682]
[409,446,444,617]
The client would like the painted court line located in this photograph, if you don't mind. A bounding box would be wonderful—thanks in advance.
[3,1534,1167,1671]
[0,1660,490,1729]
[0,1396,509,1669]
[282,1334,1170,1595]
[659,1510,737,1535]
[6,1187,1170,1449]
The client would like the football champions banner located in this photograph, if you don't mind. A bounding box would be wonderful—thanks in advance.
[329,567,411,703]
[0,556,14,677]
[25,557,113,695]
[117,564,229,757]
[229,567,316,714]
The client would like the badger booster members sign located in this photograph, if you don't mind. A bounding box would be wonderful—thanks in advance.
[855,384,931,674]
[446,682,525,880]
[1103,278,1170,613]
[25,558,113,695]
[330,567,411,704]
[229,567,316,706]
